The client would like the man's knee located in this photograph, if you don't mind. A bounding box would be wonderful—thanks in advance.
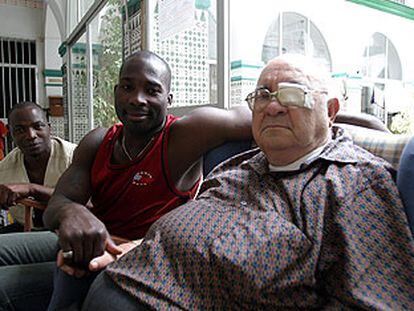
[0,262,55,311]
[47,268,99,311]
[82,272,148,311]
[0,231,58,265]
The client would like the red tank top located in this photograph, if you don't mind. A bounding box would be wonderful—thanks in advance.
[90,115,200,240]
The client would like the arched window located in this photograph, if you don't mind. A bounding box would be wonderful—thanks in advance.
[361,32,402,80]
[262,12,331,71]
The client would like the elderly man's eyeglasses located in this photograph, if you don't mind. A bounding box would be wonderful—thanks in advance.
[245,83,326,111]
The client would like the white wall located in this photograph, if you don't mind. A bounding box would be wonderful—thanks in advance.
[0,3,46,106]
[0,3,65,104]
[0,4,43,39]
[45,5,64,98]
[45,7,63,70]
[47,0,66,39]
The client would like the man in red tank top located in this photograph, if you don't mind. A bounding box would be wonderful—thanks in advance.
[45,50,252,264]
[39,50,253,309]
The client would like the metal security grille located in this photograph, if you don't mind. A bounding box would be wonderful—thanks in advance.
[0,38,37,119]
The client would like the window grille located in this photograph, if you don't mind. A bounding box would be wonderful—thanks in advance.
[0,38,37,119]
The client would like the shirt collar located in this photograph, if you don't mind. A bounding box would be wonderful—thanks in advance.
[268,141,329,172]
[319,126,359,165]
[248,126,359,175]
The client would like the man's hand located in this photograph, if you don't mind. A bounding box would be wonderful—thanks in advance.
[57,238,140,277]
[57,206,123,270]
[0,183,53,210]
[57,249,88,278]
[0,184,31,209]
[89,239,142,271]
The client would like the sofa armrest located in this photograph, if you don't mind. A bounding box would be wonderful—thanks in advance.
[343,124,410,169]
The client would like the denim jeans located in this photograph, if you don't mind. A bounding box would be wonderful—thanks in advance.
[82,272,150,311]
[48,269,151,311]
[0,231,58,311]
[47,268,99,311]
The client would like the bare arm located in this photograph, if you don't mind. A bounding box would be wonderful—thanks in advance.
[44,127,121,269]
[169,105,252,189]
[0,183,54,209]
[44,128,105,229]
[335,112,389,132]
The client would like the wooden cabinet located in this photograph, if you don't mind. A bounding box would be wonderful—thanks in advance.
[49,96,64,117]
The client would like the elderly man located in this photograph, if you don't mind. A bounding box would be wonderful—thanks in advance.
[80,54,414,310]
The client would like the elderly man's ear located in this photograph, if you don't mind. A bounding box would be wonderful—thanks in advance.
[167,93,173,106]
[327,98,340,127]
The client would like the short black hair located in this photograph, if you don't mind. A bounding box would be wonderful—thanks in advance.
[120,50,172,91]
[8,102,48,125]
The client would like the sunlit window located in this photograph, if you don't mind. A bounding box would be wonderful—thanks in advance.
[150,0,218,108]
[91,2,122,128]
[67,0,122,143]
[67,0,96,35]
[361,32,402,80]
[262,12,331,72]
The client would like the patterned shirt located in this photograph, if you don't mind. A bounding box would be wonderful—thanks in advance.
[107,127,414,310]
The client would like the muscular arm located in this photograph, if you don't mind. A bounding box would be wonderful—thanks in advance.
[169,106,252,190]
[44,128,105,228]
[43,128,121,268]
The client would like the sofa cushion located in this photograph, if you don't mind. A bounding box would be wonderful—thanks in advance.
[343,125,410,169]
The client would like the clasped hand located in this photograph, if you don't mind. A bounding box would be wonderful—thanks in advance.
[57,239,140,278]
[57,210,141,277]
[0,184,31,209]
